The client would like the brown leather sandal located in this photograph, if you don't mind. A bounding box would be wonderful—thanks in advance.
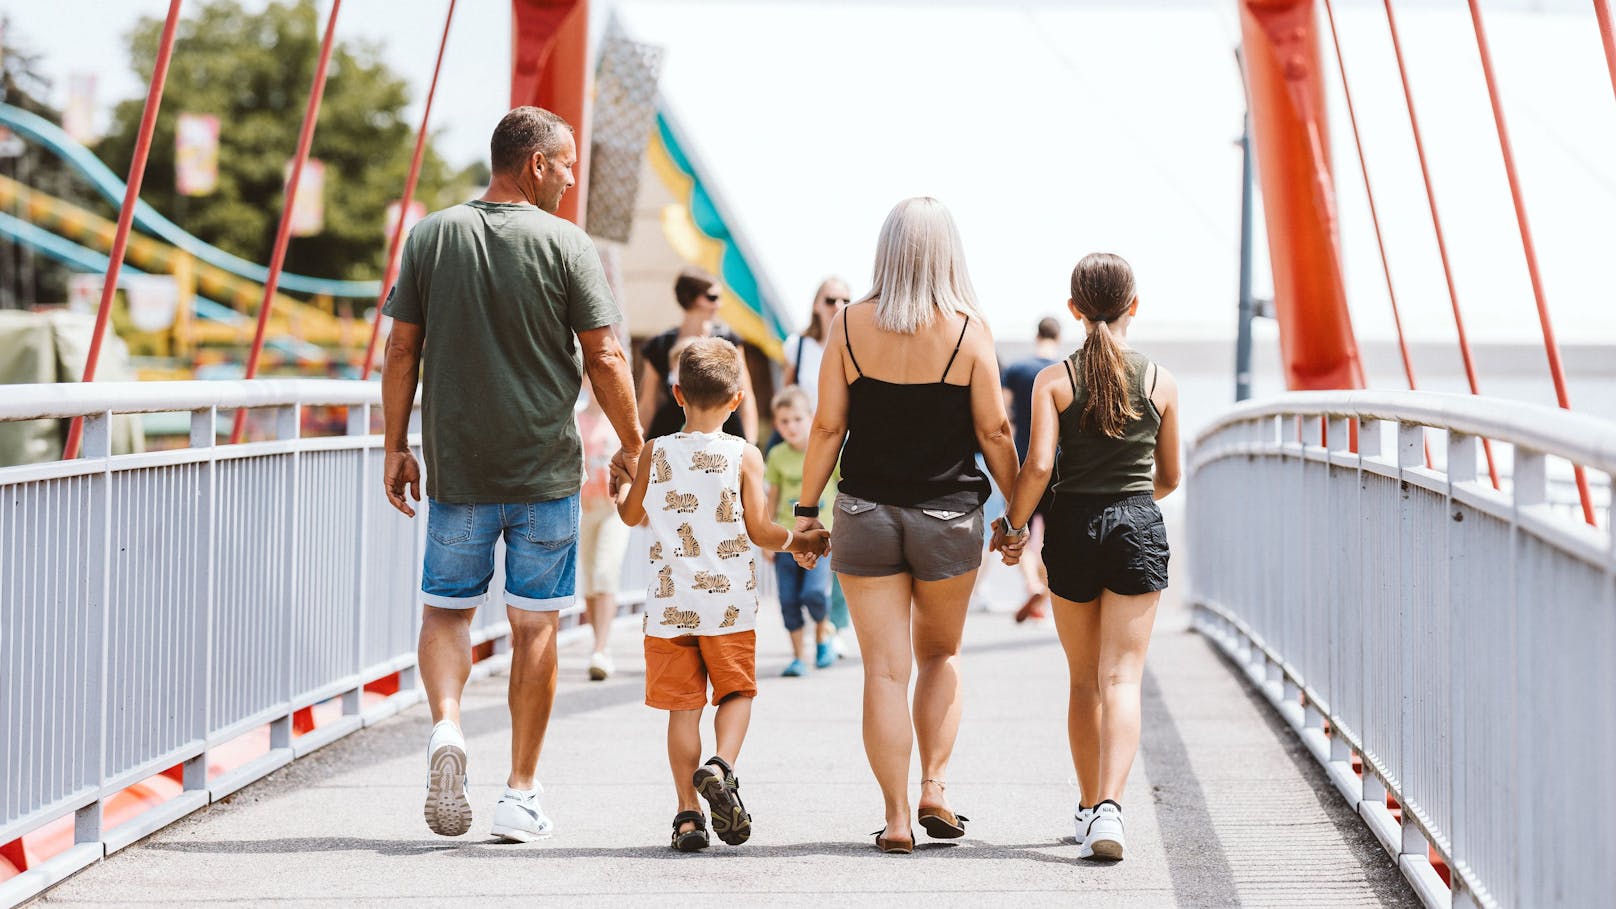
[872,827,914,854]
[917,806,969,839]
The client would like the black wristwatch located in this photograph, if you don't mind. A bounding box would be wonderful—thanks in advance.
[793,503,821,519]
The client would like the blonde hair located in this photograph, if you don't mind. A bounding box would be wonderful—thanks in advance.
[1069,253,1141,439]
[771,385,811,415]
[857,197,979,334]
[803,278,847,343]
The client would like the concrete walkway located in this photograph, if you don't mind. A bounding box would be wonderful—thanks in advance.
[37,592,1416,908]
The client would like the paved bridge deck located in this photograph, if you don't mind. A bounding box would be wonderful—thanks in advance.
[33,597,1416,908]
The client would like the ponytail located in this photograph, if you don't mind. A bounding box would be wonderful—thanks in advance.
[1069,252,1142,439]
[1079,320,1140,438]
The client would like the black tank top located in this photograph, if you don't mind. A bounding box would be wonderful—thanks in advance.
[837,314,991,512]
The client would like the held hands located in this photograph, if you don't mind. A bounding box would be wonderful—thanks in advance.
[793,515,828,568]
[989,516,1029,566]
[608,445,641,502]
[383,450,422,518]
[797,528,831,557]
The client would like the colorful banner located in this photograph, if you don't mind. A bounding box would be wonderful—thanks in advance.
[175,113,220,196]
[63,73,97,145]
[384,199,426,242]
[284,157,325,237]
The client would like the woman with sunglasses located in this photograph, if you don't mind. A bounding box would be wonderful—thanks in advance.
[638,266,759,442]
[782,278,852,405]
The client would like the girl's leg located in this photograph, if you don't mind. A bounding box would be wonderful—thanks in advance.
[586,593,614,654]
[668,708,703,830]
[911,570,976,814]
[841,572,916,840]
[1051,594,1103,803]
[712,694,753,766]
[1094,590,1161,804]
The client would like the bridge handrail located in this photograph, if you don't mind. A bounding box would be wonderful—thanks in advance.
[0,379,383,423]
[1194,389,1616,475]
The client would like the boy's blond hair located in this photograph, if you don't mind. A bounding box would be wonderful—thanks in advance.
[676,337,742,408]
[771,385,811,416]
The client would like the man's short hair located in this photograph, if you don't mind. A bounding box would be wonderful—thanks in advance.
[1037,316,1061,341]
[677,337,742,408]
[771,385,811,415]
[490,106,573,174]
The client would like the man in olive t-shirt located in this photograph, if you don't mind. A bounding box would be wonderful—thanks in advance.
[381,107,642,843]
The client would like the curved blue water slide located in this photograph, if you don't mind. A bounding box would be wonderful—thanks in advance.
[0,210,327,361]
[0,102,380,298]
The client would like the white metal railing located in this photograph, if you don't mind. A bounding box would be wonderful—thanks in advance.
[0,380,647,907]
[1187,390,1615,909]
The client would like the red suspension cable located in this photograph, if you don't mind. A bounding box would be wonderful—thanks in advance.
[1381,0,1500,488]
[231,0,343,444]
[360,0,457,381]
[1596,1,1616,105]
[1465,0,1596,526]
[62,0,185,460]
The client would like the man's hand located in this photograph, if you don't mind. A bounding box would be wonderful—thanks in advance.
[384,450,422,517]
[609,445,641,499]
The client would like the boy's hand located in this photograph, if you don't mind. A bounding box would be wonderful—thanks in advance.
[608,445,639,497]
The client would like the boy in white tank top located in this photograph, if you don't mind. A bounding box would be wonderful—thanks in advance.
[618,338,828,852]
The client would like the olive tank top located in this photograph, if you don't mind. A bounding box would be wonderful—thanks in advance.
[1052,349,1160,496]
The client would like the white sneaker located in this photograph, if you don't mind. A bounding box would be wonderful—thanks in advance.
[424,720,471,837]
[588,651,613,681]
[1079,800,1124,860]
[490,785,554,842]
[832,636,849,659]
[1073,801,1094,844]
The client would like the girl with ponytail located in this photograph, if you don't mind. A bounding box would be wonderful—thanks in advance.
[991,252,1181,862]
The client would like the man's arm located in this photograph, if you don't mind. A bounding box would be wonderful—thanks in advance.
[382,320,425,517]
[578,325,644,494]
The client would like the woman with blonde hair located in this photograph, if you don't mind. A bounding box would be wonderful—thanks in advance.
[782,278,852,403]
[793,197,1020,853]
[995,252,1181,861]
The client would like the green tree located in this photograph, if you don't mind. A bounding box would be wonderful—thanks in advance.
[97,0,477,286]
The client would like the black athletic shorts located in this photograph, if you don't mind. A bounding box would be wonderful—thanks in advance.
[1043,492,1169,603]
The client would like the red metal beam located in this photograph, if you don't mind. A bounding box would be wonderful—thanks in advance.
[1464,0,1596,525]
[62,0,185,460]
[510,0,590,226]
[361,0,457,381]
[1596,1,1616,106]
[230,0,343,444]
[1238,0,1364,391]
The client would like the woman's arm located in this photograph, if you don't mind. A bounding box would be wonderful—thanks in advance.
[968,322,1019,502]
[636,359,661,435]
[740,446,828,554]
[1006,366,1062,529]
[617,438,655,525]
[1151,366,1182,500]
[797,310,851,520]
[736,348,759,443]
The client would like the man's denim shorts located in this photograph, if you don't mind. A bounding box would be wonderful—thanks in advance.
[421,496,579,612]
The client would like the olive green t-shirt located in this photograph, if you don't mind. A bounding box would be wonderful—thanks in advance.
[383,200,621,504]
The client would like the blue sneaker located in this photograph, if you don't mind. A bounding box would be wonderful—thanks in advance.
[814,642,835,669]
[781,659,806,677]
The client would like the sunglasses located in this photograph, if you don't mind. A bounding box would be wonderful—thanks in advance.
[822,296,849,305]
[703,292,721,301]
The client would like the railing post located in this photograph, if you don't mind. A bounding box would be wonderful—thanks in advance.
[1397,422,1422,821]
[270,404,301,752]
[346,404,369,718]
[77,411,113,850]
[184,407,217,791]
[1447,431,1477,486]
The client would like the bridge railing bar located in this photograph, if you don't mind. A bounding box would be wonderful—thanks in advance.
[1189,390,1613,909]
[0,379,645,907]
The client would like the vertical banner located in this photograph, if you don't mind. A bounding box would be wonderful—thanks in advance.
[284,157,325,236]
[124,275,180,332]
[384,199,426,241]
[63,72,99,145]
[175,113,220,196]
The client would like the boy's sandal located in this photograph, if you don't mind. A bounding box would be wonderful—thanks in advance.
[693,756,751,846]
[917,806,969,839]
[871,827,914,854]
[670,811,709,852]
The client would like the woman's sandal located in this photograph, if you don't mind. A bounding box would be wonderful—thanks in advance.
[692,756,751,846]
[872,827,915,854]
[917,779,969,838]
[670,810,710,852]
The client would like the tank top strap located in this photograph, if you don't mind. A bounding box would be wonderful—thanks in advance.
[843,313,865,377]
[940,316,970,382]
[1063,356,1078,397]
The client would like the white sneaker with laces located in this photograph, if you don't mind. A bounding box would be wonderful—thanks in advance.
[1079,800,1125,860]
[424,720,471,837]
[491,785,554,842]
[1073,802,1094,844]
[588,650,614,681]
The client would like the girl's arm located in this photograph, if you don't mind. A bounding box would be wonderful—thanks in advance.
[1005,365,1063,530]
[1151,366,1182,500]
[796,310,851,524]
[617,438,655,525]
[967,321,1019,501]
[740,446,828,554]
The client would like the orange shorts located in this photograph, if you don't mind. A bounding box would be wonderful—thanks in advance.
[644,631,757,711]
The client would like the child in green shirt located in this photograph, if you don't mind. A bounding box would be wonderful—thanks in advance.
[764,387,840,675]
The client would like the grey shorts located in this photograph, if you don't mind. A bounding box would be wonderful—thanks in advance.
[829,494,984,582]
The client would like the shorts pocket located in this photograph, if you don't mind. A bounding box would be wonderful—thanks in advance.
[524,496,580,548]
[921,508,967,521]
[427,501,475,545]
[836,494,878,516]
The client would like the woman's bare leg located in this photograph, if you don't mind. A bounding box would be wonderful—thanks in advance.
[910,570,975,815]
[841,572,916,840]
[1052,594,1102,803]
[1094,590,1161,804]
